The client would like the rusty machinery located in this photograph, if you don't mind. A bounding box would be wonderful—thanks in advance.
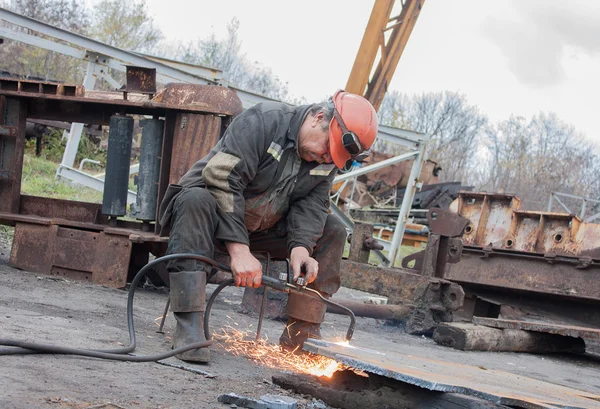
[0,73,243,287]
[404,192,600,340]
[240,208,468,335]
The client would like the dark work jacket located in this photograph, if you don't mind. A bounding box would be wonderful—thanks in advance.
[158,101,338,255]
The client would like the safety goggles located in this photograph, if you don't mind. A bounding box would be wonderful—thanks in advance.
[331,104,364,158]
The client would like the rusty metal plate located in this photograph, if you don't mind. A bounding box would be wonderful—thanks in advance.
[455,192,600,259]
[472,317,600,340]
[125,66,156,94]
[19,195,103,223]
[428,208,469,237]
[0,98,26,214]
[155,83,243,116]
[169,113,221,184]
[340,260,431,304]
[10,222,132,287]
[304,339,600,409]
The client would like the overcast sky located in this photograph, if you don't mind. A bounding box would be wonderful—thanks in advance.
[143,0,600,149]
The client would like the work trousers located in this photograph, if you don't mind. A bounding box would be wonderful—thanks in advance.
[166,187,346,296]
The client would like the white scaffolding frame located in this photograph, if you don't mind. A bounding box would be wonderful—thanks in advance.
[548,192,600,223]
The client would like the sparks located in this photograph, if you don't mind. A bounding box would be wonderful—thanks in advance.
[213,325,346,378]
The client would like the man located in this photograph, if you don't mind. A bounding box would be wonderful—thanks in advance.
[158,90,378,363]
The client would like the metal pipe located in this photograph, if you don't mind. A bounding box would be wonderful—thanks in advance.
[387,140,427,266]
[134,118,164,221]
[334,151,418,182]
[255,255,271,341]
[157,296,170,334]
[102,115,134,217]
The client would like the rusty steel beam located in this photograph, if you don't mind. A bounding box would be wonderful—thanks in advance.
[364,0,426,110]
[341,260,430,304]
[445,249,600,302]
[0,77,83,97]
[0,84,241,126]
[0,98,26,214]
[326,298,414,321]
[446,192,600,302]
[340,260,464,334]
[19,195,103,224]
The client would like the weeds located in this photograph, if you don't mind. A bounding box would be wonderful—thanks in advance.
[21,155,103,203]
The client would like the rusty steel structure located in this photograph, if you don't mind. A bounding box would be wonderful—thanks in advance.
[399,191,600,340]
[329,209,468,334]
[0,77,242,287]
[446,192,600,301]
[239,211,467,335]
[346,0,426,110]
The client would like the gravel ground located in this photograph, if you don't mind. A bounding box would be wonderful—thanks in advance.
[1,236,599,409]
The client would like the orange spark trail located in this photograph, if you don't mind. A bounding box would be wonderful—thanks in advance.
[213,325,346,378]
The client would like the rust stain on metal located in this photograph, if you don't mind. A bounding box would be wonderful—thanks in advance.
[446,250,600,301]
[340,260,431,304]
[472,317,600,340]
[125,66,157,94]
[10,222,132,288]
[169,113,222,184]
[156,83,243,116]
[455,192,600,259]
[304,339,600,409]
[19,195,102,224]
[0,125,17,137]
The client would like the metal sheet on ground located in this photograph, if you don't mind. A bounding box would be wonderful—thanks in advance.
[303,339,600,409]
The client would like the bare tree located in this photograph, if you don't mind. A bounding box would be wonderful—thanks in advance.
[89,0,163,53]
[376,91,487,184]
[483,112,600,209]
[159,18,296,102]
[0,0,90,82]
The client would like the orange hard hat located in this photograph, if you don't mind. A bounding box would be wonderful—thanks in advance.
[328,90,378,169]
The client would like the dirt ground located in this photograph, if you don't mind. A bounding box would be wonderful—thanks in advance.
[1,237,600,409]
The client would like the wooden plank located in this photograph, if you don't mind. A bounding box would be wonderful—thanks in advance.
[433,322,586,353]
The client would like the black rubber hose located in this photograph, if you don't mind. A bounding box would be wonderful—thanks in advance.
[0,253,230,361]
[204,279,235,340]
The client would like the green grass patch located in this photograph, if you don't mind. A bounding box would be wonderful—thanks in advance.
[21,154,103,203]
[25,129,106,171]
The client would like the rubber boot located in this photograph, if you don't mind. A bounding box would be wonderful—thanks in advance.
[279,291,327,353]
[170,270,210,363]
